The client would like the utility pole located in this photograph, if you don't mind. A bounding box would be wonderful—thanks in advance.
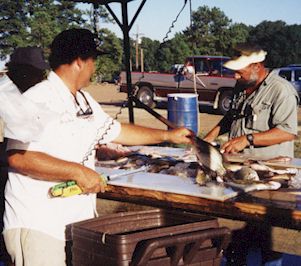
[135,35,139,70]
[133,25,144,71]
[140,48,144,72]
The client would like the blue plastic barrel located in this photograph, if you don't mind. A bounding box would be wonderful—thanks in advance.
[167,93,198,134]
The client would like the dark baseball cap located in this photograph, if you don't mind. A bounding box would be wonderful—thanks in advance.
[8,47,50,70]
[49,28,103,66]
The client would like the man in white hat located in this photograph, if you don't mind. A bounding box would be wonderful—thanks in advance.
[205,43,299,265]
[204,43,299,160]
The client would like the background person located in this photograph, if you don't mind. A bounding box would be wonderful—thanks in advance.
[3,28,193,266]
[0,47,51,143]
[6,47,49,93]
[0,47,50,265]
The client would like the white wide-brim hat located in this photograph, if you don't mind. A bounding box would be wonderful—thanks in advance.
[224,50,267,70]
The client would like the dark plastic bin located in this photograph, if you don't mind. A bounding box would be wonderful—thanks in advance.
[71,209,230,266]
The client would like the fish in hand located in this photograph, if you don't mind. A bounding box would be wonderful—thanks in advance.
[190,136,227,180]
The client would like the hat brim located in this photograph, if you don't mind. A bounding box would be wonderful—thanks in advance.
[224,50,267,70]
[32,61,50,70]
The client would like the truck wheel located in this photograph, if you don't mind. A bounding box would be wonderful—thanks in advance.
[136,86,156,108]
[218,90,233,114]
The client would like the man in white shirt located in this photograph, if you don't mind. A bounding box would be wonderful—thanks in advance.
[3,29,193,266]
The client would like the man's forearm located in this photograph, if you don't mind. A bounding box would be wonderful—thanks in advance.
[252,128,296,146]
[204,125,221,143]
[114,124,167,145]
[221,127,296,154]
[114,123,192,146]
[7,150,87,182]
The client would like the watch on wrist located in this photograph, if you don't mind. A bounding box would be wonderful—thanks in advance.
[246,134,254,147]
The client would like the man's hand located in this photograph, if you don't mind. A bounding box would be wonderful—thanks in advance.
[166,127,194,145]
[8,150,108,194]
[221,135,249,153]
[75,167,107,194]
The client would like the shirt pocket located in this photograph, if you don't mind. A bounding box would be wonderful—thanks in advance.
[245,101,271,131]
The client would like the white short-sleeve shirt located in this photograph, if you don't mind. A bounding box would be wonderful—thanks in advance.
[4,71,121,240]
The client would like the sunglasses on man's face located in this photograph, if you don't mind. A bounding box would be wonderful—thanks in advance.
[74,90,93,117]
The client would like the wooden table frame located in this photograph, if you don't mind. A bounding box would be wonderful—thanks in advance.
[99,185,301,230]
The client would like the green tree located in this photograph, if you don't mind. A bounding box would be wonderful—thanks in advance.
[0,1,29,58]
[155,42,174,72]
[168,33,192,64]
[184,6,232,55]
[140,37,160,71]
[227,23,250,56]
[0,0,122,80]
[0,0,84,59]
[247,20,292,67]
[284,24,301,65]
[94,28,123,82]
[82,3,121,81]
[139,34,191,72]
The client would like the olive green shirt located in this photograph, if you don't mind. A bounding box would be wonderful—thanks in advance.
[221,72,299,159]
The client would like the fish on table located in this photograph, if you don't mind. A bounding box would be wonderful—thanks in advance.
[189,136,298,191]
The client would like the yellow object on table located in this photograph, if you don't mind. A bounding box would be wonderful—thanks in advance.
[49,175,108,197]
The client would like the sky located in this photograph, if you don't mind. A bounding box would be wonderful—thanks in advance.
[1,0,301,69]
[99,0,301,41]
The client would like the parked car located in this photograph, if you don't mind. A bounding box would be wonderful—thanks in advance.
[119,56,236,114]
[272,65,301,99]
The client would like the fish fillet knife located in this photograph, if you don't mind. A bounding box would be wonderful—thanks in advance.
[49,166,148,197]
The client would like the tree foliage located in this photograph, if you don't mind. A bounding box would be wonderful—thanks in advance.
[152,33,191,72]
[247,20,301,67]
[0,0,119,80]
[0,0,84,58]
[140,37,160,71]
[184,6,234,55]
[94,28,123,82]
[227,23,250,56]
[141,5,301,70]
[1,2,301,76]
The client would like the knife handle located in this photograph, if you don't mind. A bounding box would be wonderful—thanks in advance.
[49,174,108,197]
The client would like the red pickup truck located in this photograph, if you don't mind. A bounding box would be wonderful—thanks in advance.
[119,56,236,114]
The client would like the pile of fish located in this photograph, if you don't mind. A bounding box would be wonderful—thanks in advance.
[96,137,301,191]
[96,152,200,178]
[190,136,300,190]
